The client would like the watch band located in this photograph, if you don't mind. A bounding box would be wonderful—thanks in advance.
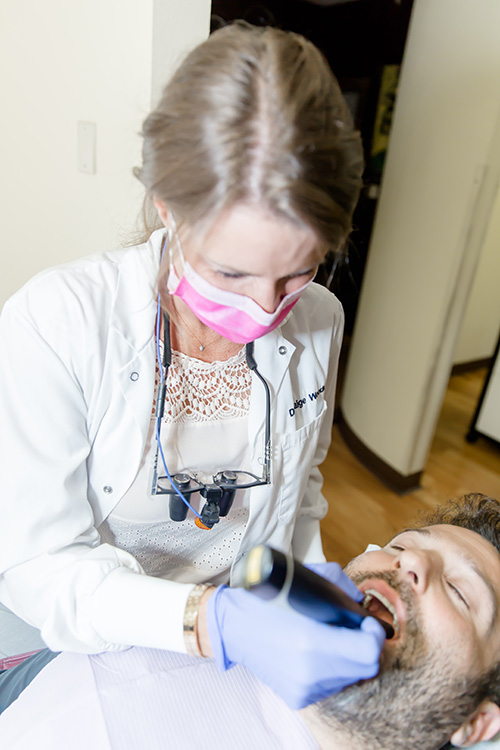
[183,584,209,657]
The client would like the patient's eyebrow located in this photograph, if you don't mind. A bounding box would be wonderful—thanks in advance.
[391,528,498,634]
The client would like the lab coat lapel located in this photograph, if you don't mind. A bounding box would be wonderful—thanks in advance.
[248,327,296,466]
[93,240,160,521]
[111,237,159,424]
[110,233,161,353]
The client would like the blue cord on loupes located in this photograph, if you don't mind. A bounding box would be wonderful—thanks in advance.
[154,237,203,521]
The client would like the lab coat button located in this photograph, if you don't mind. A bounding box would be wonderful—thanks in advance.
[278,346,287,355]
[130,371,139,381]
[103,485,113,494]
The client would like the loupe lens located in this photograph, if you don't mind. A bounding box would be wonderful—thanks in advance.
[169,473,193,522]
[218,470,237,517]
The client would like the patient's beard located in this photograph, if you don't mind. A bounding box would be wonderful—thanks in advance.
[315,570,491,750]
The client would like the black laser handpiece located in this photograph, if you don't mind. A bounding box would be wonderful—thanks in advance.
[236,545,394,639]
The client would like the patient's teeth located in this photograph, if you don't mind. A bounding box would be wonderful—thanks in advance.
[363,588,400,637]
[363,593,373,608]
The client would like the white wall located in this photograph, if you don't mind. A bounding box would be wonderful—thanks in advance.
[152,0,211,106]
[0,0,210,307]
[453,184,500,364]
[341,0,500,477]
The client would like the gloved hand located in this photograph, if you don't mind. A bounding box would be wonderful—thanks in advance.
[206,578,385,710]
[304,561,364,603]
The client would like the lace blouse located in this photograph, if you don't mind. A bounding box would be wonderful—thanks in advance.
[99,346,253,585]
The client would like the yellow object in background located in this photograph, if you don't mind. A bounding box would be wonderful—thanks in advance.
[370,64,400,174]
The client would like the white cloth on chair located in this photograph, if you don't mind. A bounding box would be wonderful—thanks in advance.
[0,647,318,749]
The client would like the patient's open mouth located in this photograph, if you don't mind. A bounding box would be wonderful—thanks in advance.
[363,589,400,638]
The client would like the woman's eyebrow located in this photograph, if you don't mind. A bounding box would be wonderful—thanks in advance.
[206,258,319,278]
[391,528,498,634]
[206,259,250,274]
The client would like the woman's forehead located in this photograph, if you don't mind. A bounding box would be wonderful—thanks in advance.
[187,203,323,267]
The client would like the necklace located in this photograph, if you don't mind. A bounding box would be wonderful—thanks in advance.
[174,306,222,352]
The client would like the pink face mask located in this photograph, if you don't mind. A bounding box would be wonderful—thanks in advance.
[165,230,315,344]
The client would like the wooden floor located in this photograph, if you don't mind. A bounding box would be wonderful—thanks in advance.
[320,368,500,566]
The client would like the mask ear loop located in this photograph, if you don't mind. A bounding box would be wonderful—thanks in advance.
[152,230,204,522]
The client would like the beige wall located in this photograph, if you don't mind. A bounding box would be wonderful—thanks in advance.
[453,184,500,364]
[152,0,211,106]
[341,0,500,477]
[0,0,210,307]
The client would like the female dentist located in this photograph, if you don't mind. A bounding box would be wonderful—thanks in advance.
[0,22,385,712]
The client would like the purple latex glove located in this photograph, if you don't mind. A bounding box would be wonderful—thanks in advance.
[206,581,385,710]
[305,561,364,602]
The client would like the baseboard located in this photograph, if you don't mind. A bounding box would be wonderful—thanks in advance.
[337,411,422,495]
[451,357,492,376]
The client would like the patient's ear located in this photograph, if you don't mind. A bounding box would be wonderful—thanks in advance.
[450,701,500,747]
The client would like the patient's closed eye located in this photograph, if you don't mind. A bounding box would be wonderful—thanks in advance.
[447,581,469,608]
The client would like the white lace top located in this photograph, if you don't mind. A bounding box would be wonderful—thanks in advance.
[99,346,253,585]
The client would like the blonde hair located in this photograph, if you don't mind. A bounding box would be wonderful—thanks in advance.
[134,22,364,304]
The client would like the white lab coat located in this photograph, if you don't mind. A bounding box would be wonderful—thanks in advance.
[0,229,343,653]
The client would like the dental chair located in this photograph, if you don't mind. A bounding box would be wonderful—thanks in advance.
[0,602,45,670]
[1,601,500,749]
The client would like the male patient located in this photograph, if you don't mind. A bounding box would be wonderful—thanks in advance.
[2,492,500,750]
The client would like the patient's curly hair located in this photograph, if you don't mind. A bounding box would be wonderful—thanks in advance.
[418,492,500,555]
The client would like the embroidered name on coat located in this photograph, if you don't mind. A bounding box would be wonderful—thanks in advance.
[288,385,325,417]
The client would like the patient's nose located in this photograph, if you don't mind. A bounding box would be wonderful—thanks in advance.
[393,548,438,594]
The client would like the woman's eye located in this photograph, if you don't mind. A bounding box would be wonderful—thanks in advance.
[447,581,469,608]
[217,270,245,280]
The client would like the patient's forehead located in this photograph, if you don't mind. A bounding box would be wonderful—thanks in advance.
[389,524,500,595]
[390,524,497,561]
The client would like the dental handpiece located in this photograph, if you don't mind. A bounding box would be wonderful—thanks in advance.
[236,545,394,639]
